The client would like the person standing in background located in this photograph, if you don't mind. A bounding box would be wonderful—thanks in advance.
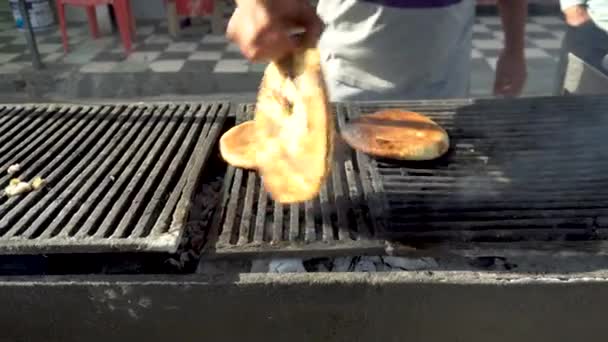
[226,0,528,273]
[558,0,608,75]
[227,0,528,102]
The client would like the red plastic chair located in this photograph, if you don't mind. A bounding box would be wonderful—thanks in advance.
[56,0,136,54]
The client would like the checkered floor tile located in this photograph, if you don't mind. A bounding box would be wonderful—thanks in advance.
[0,12,566,75]
[0,5,566,97]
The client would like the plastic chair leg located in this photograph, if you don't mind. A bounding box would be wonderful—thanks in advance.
[113,0,133,54]
[85,6,100,39]
[56,1,69,53]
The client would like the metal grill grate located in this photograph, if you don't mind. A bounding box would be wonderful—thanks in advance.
[353,95,608,242]
[204,104,386,259]
[0,101,228,254]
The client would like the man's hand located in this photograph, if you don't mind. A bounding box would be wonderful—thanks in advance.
[563,5,591,26]
[226,0,323,62]
[494,50,527,96]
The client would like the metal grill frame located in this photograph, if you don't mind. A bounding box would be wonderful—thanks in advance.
[0,101,229,254]
[206,95,608,260]
[346,95,608,251]
[203,103,387,259]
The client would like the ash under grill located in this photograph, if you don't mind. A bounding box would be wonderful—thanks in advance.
[204,104,386,259]
[0,101,228,254]
[356,96,608,242]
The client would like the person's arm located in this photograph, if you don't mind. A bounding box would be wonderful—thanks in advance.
[227,0,322,61]
[498,0,527,57]
[493,0,528,96]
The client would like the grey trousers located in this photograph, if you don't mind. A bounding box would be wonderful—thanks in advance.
[554,19,608,93]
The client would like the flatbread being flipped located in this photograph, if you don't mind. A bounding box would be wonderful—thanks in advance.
[219,120,257,170]
[254,47,333,203]
[341,109,449,161]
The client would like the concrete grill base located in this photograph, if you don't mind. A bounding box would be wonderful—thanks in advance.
[1,266,608,342]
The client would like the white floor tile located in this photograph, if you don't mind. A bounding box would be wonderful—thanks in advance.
[37,43,62,53]
[473,24,491,33]
[473,39,503,50]
[11,36,26,45]
[532,38,563,49]
[0,62,25,74]
[526,23,550,33]
[532,16,564,25]
[145,34,172,44]
[226,43,240,53]
[214,59,249,73]
[80,61,118,73]
[486,57,498,71]
[525,47,551,58]
[202,34,227,44]
[188,51,222,61]
[471,49,483,59]
[127,51,160,62]
[166,42,198,52]
[149,59,185,72]
[0,29,20,37]
[479,17,502,25]
[0,53,18,63]
[43,52,63,63]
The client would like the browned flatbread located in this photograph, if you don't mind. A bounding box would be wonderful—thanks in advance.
[254,47,333,203]
[219,120,257,170]
[341,109,449,160]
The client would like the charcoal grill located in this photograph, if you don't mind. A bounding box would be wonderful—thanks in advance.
[0,101,228,254]
[204,95,608,259]
[204,104,386,259]
[361,96,608,243]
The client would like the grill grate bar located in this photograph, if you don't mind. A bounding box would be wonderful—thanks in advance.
[70,104,171,238]
[110,104,204,238]
[221,166,243,245]
[6,105,121,239]
[331,161,351,241]
[48,105,148,238]
[33,105,137,240]
[254,180,267,243]
[0,106,75,184]
[304,199,315,243]
[205,104,385,259]
[354,95,608,242]
[319,182,333,241]
[0,102,227,254]
[272,200,283,242]
[0,106,44,158]
[148,102,228,238]
[0,106,102,235]
[91,104,189,238]
[289,202,299,241]
[238,171,256,245]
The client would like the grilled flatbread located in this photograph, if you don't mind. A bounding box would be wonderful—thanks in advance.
[219,120,257,170]
[341,109,449,160]
[254,47,333,203]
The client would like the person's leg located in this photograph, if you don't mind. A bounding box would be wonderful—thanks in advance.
[554,20,608,94]
[561,21,608,74]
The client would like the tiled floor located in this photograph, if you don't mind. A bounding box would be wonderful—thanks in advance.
[0,5,566,98]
